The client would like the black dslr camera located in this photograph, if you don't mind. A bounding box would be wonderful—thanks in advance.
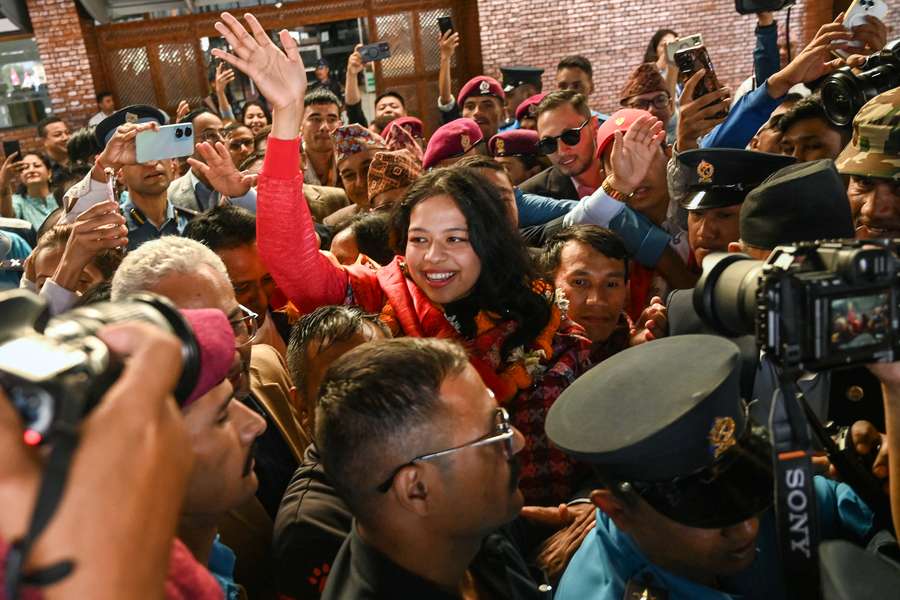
[822,39,900,126]
[695,240,900,371]
[0,290,200,442]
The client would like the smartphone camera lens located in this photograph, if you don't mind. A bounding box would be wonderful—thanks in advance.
[175,128,183,139]
[184,127,192,137]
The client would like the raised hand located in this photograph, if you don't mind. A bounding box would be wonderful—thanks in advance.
[676,69,730,151]
[0,151,23,191]
[212,13,306,111]
[630,296,668,346]
[175,99,191,123]
[851,15,888,55]
[188,140,255,197]
[439,30,460,62]
[214,61,236,95]
[607,114,665,195]
[347,44,364,76]
[52,200,127,292]
[768,13,853,97]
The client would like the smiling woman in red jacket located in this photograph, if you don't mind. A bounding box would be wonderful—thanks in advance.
[212,12,594,504]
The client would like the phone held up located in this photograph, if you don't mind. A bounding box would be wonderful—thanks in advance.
[2,140,20,159]
[358,42,391,63]
[135,123,195,164]
[674,44,728,118]
[438,16,454,36]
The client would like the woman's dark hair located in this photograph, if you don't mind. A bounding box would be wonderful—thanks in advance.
[66,126,101,164]
[391,167,550,359]
[644,29,679,63]
[16,152,52,196]
[241,99,271,126]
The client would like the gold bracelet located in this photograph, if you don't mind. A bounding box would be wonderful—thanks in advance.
[601,177,633,201]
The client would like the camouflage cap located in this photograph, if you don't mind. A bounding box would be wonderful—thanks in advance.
[835,87,900,182]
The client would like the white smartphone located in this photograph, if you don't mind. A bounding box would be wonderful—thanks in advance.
[666,34,704,64]
[843,0,889,47]
[135,123,195,163]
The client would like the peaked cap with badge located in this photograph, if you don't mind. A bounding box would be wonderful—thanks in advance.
[546,334,774,528]
[94,104,168,147]
[835,87,900,181]
[457,75,505,107]
[678,149,796,211]
[500,66,544,94]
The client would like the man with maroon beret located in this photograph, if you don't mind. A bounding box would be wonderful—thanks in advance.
[438,75,506,142]
[515,93,546,131]
[488,128,546,186]
[422,118,484,170]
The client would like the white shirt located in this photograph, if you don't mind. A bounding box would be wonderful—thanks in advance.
[88,111,111,127]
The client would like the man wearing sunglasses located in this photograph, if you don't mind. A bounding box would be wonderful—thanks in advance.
[111,236,309,599]
[547,335,875,600]
[521,90,604,201]
[317,337,560,599]
[619,63,676,144]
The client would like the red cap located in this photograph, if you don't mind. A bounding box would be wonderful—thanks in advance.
[489,129,540,158]
[515,93,547,123]
[381,116,424,140]
[181,308,236,406]
[423,118,484,169]
[595,108,654,157]
[457,76,505,106]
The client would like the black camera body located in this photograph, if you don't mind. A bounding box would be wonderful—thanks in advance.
[0,290,199,442]
[696,240,900,371]
[822,39,900,126]
[735,0,795,14]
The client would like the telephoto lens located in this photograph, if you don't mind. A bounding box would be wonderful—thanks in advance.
[693,253,765,337]
[0,290,200,441]
[822,39,900,127]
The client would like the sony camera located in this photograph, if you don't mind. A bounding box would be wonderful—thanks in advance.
[0,290,199,443]
[695,239,900,371]
[821,38,900,127]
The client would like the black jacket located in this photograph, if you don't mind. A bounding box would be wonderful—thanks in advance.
[519,166,579,202]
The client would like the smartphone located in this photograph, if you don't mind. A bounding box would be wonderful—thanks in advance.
[674,45,728,117]
[135,123,195,164]
[666,34,703,64]
[438,16,454,36]
[2,140,20,159]
[358,42,391,63]
[837,0,889,57]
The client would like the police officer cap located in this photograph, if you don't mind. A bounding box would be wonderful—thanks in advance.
[741,159,854,250]
[95,104,167,148]
[500,66,544,93]
[546,335,773,528]
[678,149,795,211]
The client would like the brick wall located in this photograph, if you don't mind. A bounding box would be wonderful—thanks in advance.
[475,0,900,114]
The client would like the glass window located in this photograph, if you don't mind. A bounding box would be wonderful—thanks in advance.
[0,37,49,129]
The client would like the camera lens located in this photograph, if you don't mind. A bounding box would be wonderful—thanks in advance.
[175,128,183,139]
[822,72,861,127]
[694,253,764,337]
[184,126,192,137]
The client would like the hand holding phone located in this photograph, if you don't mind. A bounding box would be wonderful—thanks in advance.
[438,16,454,36]
[666,34,703,65]
[358,42,391,63]
[135,123,195,163]
[674,45,728,118]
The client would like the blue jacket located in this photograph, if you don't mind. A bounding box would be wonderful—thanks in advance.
[556,477,874,600]
[701,82,784,150]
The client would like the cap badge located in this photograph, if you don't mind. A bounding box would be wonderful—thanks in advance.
[615,117,626,126]
[709,416,736,458]
[697,160,715,184]
[460,133,471,151]
[125,112,139,124]
[479,80,491,94]
[528,104,538,117]
[495,138,506,155]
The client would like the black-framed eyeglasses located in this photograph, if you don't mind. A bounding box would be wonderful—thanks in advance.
[230,304,259,348]
[538,118,590,155]
[626,92,670,111]
[375,407,515,493]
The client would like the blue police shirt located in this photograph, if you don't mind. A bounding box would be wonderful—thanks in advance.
[556,477,874,600]
[122,199,192,251]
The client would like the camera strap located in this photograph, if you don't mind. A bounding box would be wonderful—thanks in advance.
[770,370,821,600]
[4,390,85,599]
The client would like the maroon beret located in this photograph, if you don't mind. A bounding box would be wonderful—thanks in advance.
[381,116,424,140]
[457,76,505,106]
[596,108,654,157]
[515,93,547,123]
[489,129,540,158]
[423,118,484,170]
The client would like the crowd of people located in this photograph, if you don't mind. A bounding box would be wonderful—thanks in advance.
[1,6,899,600]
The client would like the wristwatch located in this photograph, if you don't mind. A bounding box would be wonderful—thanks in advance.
[601,177,634,201]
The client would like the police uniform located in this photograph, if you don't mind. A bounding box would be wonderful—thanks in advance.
[545,336,874,600]
[122,198,195,251]
[499,66,544,132]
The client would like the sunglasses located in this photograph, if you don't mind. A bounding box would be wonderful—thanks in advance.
[538,118,591,155]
